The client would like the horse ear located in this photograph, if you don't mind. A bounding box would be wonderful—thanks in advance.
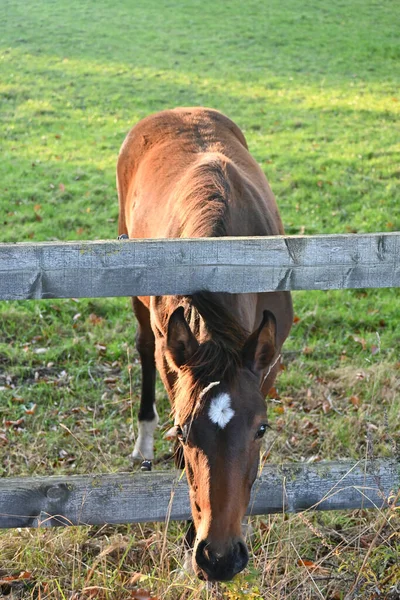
[242,310,277,374]
[167,307,199,369]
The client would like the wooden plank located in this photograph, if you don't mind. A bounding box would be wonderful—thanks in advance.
[0,460,398,529]
[0,232,399,300]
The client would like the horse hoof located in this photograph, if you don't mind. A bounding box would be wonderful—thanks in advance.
[141,460,152,472]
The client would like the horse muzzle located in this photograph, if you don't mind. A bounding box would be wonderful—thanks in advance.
[194,538,249,581]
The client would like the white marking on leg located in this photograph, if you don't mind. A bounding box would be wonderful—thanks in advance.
[131,405,159,460]
[208,393,234,428]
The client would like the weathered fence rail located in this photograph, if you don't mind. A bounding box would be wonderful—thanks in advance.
[1,460,399,529]
[0,232,399,528]
[0,232,399,300]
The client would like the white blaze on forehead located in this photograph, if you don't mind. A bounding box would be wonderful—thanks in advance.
[208,393,235,429]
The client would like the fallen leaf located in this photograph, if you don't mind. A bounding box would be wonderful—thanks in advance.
[322,400,332,414]
[297,558,316,567]
[349,395,361,408]
[81,586,106,598]
[89,313,104,325]
[12,396,24,404]
[293,315,301,324]
[130,589,158,600]
[302,420,319,435]
[360,534,374,548]
[0,571,32,583]
[367,422,378,431]
[127,573,143,586]
[4,418,25,428]
[352,335,366,350]
[297,559,329,575]
[370,345,379,355]
[24,403,37,415]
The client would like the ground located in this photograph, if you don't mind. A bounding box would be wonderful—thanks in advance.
[0,0,399,598]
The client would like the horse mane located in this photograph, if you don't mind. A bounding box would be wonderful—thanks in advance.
[171,155,248,423]
[174,155,231,238]
[173,292,248,425]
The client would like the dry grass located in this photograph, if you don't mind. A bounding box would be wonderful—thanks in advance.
[1,324,399,599]
[266,359,400,463]
[0,500,399,599]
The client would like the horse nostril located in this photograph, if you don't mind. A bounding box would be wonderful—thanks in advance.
[234,540,249,574]
[195,540,218,570]
[196,540,207,564]
[203,546,218,565]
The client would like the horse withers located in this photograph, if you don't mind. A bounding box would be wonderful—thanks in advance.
[117,108,293,581]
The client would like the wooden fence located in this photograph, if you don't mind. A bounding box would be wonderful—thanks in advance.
[0,233,399,529]
[1,460,399,529]
[1,232,399,300]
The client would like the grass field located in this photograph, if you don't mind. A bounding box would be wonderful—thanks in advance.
[1,0,399,598]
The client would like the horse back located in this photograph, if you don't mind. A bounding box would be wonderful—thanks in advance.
[117,107,284,240]
[117,107,293,349]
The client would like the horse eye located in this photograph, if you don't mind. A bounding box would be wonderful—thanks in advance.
[256,424,267,439]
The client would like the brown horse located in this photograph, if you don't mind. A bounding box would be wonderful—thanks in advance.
[117,107,293,581]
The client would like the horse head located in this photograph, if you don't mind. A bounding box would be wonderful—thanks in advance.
[166,306,277,581]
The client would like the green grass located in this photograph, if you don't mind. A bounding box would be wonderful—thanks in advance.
[0,0,399,598]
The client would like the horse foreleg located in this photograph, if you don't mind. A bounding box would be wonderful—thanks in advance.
[131,298,159,461]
